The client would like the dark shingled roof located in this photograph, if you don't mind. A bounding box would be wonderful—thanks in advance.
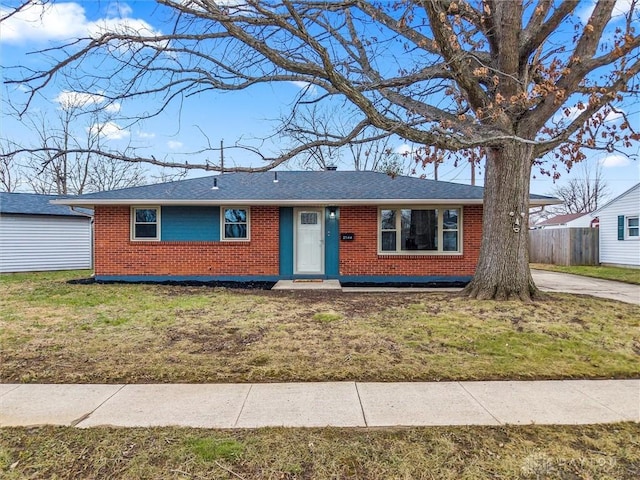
[0,192,92,217]
[55,171,557,205]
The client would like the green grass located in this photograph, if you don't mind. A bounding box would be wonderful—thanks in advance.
[186,436,245,462]
[1,270,639,383]
[1,424,638,479]
[531,264,640,285]
[313,311,343,323]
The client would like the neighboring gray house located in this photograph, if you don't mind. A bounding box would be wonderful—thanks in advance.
[0,192,93,273]
[592,183,640,268]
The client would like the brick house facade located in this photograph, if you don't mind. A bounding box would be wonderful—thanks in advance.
[94,204,482,282]
[54,171,555,285]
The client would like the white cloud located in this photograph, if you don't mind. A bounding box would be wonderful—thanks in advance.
[104,102,122,113]
[54,90,122,114]
[0,2,160,45]
[395,143,415,156]
[604,109,624,122]
[552,105,582,124]
[89,121,129,140]
[55,90,105,109]
[578,0,632,23]
[289,81,318,95]
[138,131,156,139]
[107,2,134,18]
[599,154,631,168]
[167,140,183,149]
[613,0,634,16]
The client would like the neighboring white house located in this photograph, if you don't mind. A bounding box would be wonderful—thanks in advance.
[0,192,93,273]
[534,212,597,229]
[591,183,640,268]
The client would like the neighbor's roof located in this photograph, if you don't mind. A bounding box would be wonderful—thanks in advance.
[51,171,559,207]
[536,212,590,227]
[0,192,93,217]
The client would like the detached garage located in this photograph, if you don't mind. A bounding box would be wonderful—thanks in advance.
[0,192,93,273]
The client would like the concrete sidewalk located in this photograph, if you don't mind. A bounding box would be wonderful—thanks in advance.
[1,380,637,428]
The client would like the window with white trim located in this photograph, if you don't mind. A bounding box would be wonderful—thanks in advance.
[628,216,639,238]
[379,207,461,254]
[222,207,250,240]
[131,207,160,241]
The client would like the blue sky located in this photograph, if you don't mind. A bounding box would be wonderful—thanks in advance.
[1,0,638,201]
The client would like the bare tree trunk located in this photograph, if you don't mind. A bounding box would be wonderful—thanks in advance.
[463,142,538,301]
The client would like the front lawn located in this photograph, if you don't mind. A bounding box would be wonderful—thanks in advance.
[1,271,639,383]
[1,424,638,479]
[531,263,640,285]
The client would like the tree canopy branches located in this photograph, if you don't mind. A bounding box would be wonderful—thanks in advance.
[3,0,637,173]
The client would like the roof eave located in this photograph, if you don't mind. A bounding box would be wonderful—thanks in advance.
[52,197,560,207]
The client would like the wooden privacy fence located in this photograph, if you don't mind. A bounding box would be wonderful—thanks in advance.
[529,228,599,266]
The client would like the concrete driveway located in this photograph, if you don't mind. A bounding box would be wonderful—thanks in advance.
[531,269,640,305]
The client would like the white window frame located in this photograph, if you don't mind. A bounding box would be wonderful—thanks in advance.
[627,216,639,239]
[377,206,463,255]
[221,206,251,241]
[131,206,161,241]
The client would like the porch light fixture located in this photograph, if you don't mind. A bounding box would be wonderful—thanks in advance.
[329,206,337,218]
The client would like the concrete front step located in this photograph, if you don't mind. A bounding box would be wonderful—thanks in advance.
[271,279,342,290]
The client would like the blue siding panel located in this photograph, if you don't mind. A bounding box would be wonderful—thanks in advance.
[325,207,340,276]
[161,206,219,241]
[279,207,294,275]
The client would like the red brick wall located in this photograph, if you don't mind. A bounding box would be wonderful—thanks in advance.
[94,205,279,276]
[338,206,482,277]
[94,204,482,278]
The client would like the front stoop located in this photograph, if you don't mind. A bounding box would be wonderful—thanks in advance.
[271,279,342,290]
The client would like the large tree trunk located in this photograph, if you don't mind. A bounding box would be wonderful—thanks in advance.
[463,142,539,301]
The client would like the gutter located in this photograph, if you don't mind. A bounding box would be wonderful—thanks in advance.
[52,197,562,208]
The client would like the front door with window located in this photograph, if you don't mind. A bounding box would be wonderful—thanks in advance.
[295,209,324,274]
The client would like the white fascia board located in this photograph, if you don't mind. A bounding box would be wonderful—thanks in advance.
[52,197,560,207]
